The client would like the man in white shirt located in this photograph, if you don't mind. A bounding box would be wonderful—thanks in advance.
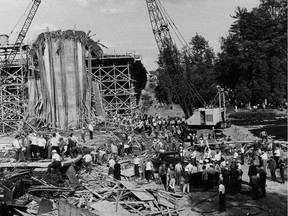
[12,135,24,162]
[219,181,226,212]
[29,133,38,159]
[145,159,154,182]
[50,133,59,156]
[134,154,140,178]
[88,122,94,140]
[83,152,93,174]
[37,135,46,159]
[108,158,115,175]
[47,150,61,174]
[261,150,268,173]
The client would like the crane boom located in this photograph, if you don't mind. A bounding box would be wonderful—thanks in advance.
[146,0,173,52]
[5,0,41,66]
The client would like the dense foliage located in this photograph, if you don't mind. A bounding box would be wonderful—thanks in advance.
[215,0,287,108]
[154,0,287,114]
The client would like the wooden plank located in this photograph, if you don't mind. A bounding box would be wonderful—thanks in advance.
[120,181,154,201]
[124,203,145,216]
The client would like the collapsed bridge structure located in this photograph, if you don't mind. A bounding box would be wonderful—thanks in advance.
[0,30,147,133]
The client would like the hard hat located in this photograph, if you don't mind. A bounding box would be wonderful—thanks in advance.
[52,150,57,153]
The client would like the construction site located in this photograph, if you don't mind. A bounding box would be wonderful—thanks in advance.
[0,0,287,216]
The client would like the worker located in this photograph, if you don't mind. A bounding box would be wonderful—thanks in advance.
[248,160,257,185]
[202,165,209,191]
[134,154,140,178]
[47,150,61,174]
[145,159,154,182]
[175,162,183,186]
[182,167,190,193]
[279,159,285,184]
[159,162,167,191]
[88,122,94,140]
[259,167,266,197]
[68,133,78,158]
[12,135,24,162]
[268,156,277,181]
[108,157,116,175]
[37,135,46,159]
[114,160,121,180]
[50,133,60,156]
[81,127,86,143]
[29,133,38,159]
[82,151,93,174]
[218,181,226,212]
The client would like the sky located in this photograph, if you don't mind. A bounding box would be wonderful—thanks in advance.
[0,0,260,71]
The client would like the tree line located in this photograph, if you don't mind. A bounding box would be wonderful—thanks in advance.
[153,0,287,118]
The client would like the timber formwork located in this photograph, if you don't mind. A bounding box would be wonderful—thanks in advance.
[0,44,28,133]
[89,54,138,117]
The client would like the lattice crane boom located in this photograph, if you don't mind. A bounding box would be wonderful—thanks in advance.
[146,0,173,52]
[6,0,41,66]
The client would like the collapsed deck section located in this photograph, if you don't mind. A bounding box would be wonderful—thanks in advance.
[0,30,147,133]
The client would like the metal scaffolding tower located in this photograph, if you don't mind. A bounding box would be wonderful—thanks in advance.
[89,54,137,117]
[0,44,28,133]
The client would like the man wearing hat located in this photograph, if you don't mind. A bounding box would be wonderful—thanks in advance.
[47,150,61,174]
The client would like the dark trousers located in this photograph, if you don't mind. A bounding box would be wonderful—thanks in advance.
[240,153,244,165]
[15,148,25,161]
[252,185,259,200]
[38,147,45,158]
[134,164,140,178]
[47,161,61,173]
[160,174,167,191]
[270,170,276,181]
[30,144,38,158]
[89,131,93,140]
[274,156,279,168]
[203,180,208,191]
[146,170,153,182]
[191,173,197,188]
[214,172,220,186]
[176,171,181,185]
[259,184,266,197]
[219,193,226,212]
[208,173,214,189]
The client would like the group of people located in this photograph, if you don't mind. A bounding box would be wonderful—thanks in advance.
[11,132,80,162]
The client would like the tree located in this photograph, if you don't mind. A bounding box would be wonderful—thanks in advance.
[154,35,217,117]
[215,0,287,107]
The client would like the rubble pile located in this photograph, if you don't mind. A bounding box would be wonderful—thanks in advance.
[0,129,185,216]
[223,125,257,141]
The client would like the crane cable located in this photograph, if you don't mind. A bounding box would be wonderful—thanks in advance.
[9,0,33,37]
[156,0,208,107]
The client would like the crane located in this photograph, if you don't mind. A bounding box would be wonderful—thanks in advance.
[146,0,228,129]
[146,0,207,108]
[5,0,41,67]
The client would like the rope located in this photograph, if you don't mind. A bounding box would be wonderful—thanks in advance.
[9,0,33,37]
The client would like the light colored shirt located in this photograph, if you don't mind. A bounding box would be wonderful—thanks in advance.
[37,137,46,147]
[185,163,193,173]
[233,152,238,159]
[175,163,182,172]
[29,136,38,145]
[109,159,115,168]
[83,154,92,163]
[111,144,118,154]
[13,139,21,149]
[50,137,59,147]
[134,157,140,165]
[52,153,61,161]
[215,154,221,161]
[219,183,225,194]
[261,152,268,160]
[145,161,153,170]
[88,124,94,132]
